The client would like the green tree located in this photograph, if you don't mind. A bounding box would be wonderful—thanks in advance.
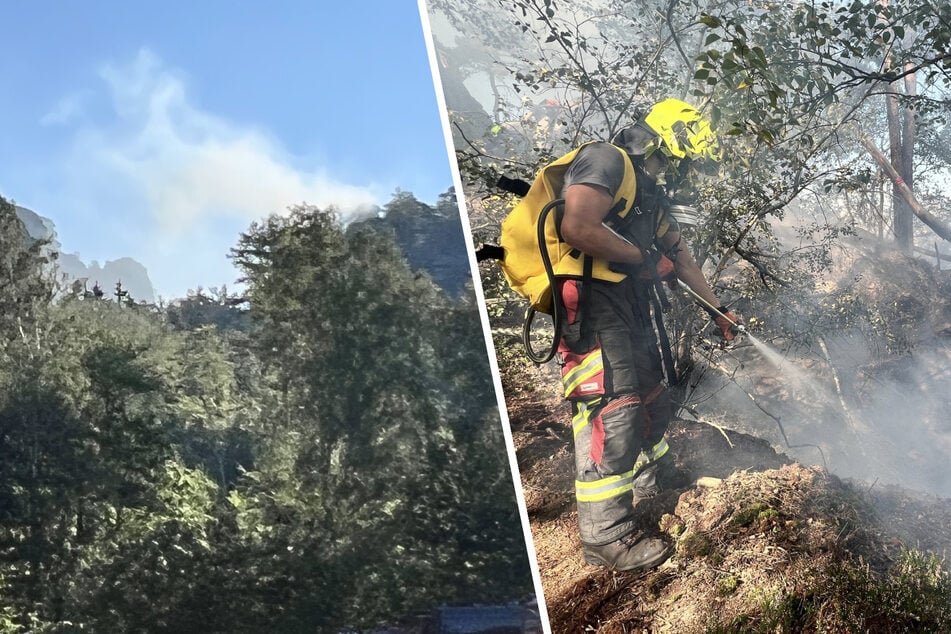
[230,201,531,629]
[0,191,530,632]
[0,285,248,630]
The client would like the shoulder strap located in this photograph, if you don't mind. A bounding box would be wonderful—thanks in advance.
[649,287,678,386]
[602,146,638,230]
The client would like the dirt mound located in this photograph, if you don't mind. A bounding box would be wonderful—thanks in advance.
[549,464,925,633]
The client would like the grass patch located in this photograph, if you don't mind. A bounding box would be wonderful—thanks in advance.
[717,575,740,596]
[843,548,951,631]
[702,549,951,633]
[731,502,776,528]
[677,532,715,559]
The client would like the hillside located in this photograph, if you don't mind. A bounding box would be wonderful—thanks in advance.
[16,189,466,304]
[507,368,951,632]
[497,237,951,632]
[15,205,157,302]
[353,190,472,297]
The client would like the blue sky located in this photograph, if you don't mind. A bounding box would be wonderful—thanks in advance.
[1,1,454,299]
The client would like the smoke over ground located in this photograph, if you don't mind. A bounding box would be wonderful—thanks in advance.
[684,235,951,498]
[686,334,951,497]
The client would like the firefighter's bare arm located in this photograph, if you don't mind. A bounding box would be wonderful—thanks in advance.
[660,229,722,310]
[661,228,740,339]
[561,183,645,265]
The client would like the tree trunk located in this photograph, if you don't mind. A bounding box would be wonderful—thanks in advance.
[886,82,914,250]
[879,0,914,251]
[901,66,917,188]
[861,136,951,242]
[899,66,917,247]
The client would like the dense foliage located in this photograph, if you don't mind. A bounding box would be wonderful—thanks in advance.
[0,194,532,633]
[430,0,951,373]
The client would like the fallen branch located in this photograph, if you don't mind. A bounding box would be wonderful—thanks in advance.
[860,136,951,242]
[678,402,735,448]
[913,244,951,264]
[816,336,858,434]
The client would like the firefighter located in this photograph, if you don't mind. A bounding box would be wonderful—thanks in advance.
[553,99,739,571]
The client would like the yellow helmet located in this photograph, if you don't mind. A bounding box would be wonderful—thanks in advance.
[642,98,720,162]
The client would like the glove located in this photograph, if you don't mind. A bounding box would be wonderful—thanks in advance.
[636,254,676,281]
[610,249,677,282]
[654,254,676,281]
[701,303,740,341]
[714,310,740,342]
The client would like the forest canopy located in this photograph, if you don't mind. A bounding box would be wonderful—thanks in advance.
[0,193,533,633]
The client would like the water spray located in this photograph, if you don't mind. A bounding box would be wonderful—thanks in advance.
[675,279,829,468]
[676,279,747,334]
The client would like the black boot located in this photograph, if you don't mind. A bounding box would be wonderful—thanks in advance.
[582,532,670,571]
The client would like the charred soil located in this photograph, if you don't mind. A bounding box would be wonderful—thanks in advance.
[510,375,951,633]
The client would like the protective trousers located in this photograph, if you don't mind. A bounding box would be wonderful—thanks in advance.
[557,277,671,546]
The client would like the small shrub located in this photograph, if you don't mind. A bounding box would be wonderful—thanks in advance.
[876,549,951,629]
[717,575,740,595]
[677,532,715,559]
[732,502,771,528]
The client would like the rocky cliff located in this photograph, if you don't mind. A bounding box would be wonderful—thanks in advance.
[15,205,156,303]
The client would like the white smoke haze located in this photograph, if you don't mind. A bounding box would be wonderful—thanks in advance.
[96,50,378,231]
[702,338,951,495]
[86,49,381,229]
[40,92,89,127]
[39,48,384,297]
[686,217,951,498]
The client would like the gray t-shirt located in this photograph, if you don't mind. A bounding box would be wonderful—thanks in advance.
[560,142,678,242]
[562,142,626,197]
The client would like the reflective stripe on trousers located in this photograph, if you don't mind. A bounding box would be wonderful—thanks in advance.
[562,348,604,398]
[571,394,643,544]
[558,278,673,545]
[570,393,671,545]
[634,437,670,475]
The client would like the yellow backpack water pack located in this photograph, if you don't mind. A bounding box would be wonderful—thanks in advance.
[498,142,639,315]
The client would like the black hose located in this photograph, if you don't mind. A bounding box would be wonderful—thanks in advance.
[523,198,566,364]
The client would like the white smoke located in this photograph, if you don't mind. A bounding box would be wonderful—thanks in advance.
[685,231,951,498]
[38,48,384,297]
[86,49,380,228]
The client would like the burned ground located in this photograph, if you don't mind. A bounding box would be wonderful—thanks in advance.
[493,240,951,632]
[509,365,951,632]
